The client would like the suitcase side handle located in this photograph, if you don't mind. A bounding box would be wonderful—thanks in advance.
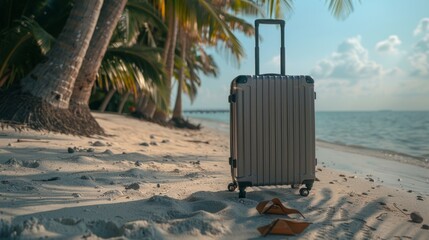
[255,19,285,76]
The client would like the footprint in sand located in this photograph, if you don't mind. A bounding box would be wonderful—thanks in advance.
[313,218,373,240]
[3,158,40,168]
[122,221,157,239]
[167,215,226,236]
[54,218,82,226]
[87,220,123,238]
[120,168,145,178]
[101,190,123,198]
[3,180,38,192]
[184,172,205,179]
[311,206,375,240]
[190,200,227,214]
[314,224,335,239]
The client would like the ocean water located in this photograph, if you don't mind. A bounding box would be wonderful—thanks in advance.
[185,111,429,160]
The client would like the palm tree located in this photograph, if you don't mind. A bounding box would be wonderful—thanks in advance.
[170,1,258,123]
[68,0,127,135]
[172,28,188,120]
[146,0,259,123]
[70,0,166,109]
[95,1,168,119]
[1,0,167,135]
[0,0,358,135]
[172,31,219,121]
[0,0,103,135]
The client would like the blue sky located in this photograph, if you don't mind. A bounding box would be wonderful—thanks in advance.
[180,0,429,111]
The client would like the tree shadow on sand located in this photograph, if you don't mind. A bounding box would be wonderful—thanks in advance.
[1,185,419,239]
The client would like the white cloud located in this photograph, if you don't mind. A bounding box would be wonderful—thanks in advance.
[269,55,281,67]
[375,35,402,54]
[409,53,429,76]
[409,20,429,77]
[310,36,429,110]
[385,67,405,77]
[311,36,384,80]
[414,18,429,36]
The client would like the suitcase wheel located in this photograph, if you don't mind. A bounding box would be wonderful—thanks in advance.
[228,183,237,192]
[299,188,310,197]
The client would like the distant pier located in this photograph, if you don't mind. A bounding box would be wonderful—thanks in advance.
[183,109,229,114]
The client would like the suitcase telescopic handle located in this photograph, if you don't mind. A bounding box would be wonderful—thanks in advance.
[255,19,285,76]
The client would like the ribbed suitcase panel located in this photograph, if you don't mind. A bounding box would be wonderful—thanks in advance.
[235,75,315,186]
[275,77,282,185]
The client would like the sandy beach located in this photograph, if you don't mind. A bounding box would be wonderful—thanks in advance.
[0,112,428,239]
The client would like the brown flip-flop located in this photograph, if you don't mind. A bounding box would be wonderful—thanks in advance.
[256,198,305,218]
[257,219,312,236]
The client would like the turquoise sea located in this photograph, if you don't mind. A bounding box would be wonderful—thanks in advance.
[185,111,429,161]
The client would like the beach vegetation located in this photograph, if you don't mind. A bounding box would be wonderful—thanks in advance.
[0,0,356,135]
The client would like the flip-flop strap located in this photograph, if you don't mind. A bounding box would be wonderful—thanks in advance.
[256,198,305,218]
[256,200,270,214]
[260,219,279,236]
[258,219,312,236]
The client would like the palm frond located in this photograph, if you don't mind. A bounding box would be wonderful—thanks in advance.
[98,46,165,96]
[0,21,51,87]
[127,0,166,31]
[0,0,71,89]
[327,0,358,20]
[0,0,54,31]
[21,16,55,54]
[220,0,263,16]
[113,0,166,46]
[256,0,293,18]
[220,11,255,36]
[198,0,247,63]
[181,43,218,103]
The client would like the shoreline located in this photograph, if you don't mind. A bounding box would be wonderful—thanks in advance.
[0,112,428,239]
[191,116,429,195]
[188,116,428,169]
[316,139,429,169]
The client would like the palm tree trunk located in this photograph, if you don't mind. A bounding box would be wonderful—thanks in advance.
[138,94,145,110]
[162,7,174,65]
[99,89,116,112]
[71,0,127,107]
[117,91,131,114]
[142,98,157,119]
[136,94,148,112]
[172,28,187,119]
[0,0,103,135]
[20,0,103,108]
[68,0,127,134]
[153,10,179,122]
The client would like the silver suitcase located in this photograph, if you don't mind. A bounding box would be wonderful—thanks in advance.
[228,19,316,198]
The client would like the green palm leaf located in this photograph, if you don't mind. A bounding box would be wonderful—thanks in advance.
[218,0,263,16]
[327,0,359,20]
[21,16,55,54]
[98,46,166,98]
[0,0,70,88]
[0,17,55,87]
[113,0,166,46]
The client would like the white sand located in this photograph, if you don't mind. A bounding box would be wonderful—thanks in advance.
[0,112,428,239]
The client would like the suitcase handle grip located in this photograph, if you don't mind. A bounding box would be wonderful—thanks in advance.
[255,19,285,76]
